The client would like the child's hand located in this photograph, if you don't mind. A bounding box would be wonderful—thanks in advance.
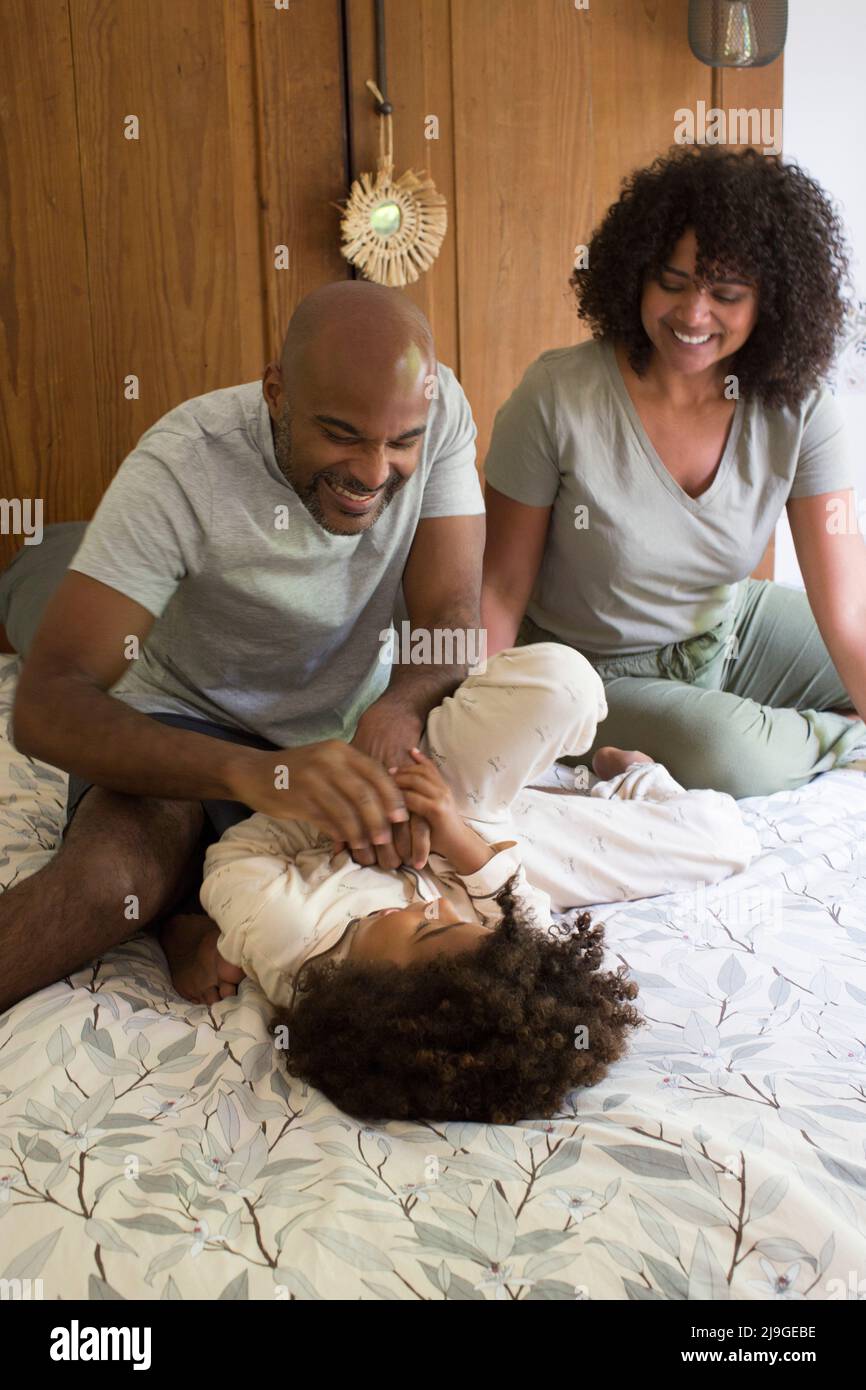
[392,748,496,876]
[391,749,461,858]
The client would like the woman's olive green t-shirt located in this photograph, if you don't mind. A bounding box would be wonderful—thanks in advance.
[484,338,852,656]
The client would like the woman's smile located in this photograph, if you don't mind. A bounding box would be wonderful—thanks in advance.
[667,324,718,347]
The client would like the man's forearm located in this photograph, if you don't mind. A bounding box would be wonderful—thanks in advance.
[13,675,250,802]
[380,662,464,726]
[384,604,484,724]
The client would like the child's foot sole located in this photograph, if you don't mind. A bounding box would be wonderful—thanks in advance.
[160,913,244,1006]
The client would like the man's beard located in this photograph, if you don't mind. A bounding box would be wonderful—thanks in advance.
[271,409,404,535]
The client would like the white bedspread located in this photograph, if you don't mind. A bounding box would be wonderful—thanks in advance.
[2,653,865,1301]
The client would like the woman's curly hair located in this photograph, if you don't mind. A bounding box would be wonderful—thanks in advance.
[570,145,851,409]
[272,878,642,1124]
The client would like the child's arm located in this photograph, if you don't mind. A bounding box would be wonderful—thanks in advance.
[432,820,500,877]
[198,813,315,1002]
[394,750,553,927]
[392,748,497,871]
[453,848,554,930]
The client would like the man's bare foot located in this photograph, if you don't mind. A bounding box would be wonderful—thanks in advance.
[592,746,654,780]
[160,912,245,1005]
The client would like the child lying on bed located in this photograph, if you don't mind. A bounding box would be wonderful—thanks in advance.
[162,643,760,1124]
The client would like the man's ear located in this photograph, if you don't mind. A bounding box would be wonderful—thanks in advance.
[262,362,285,418]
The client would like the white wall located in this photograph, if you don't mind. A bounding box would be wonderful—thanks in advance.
[777,0,866,584]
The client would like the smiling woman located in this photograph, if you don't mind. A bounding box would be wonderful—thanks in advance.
[571,145,847,408]
[481,145,866,798]
[610,226,759,501]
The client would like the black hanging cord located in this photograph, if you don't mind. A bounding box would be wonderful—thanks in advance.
[374,0,393,115]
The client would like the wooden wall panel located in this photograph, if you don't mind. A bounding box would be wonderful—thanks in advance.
[451,0,713,472]
[2,0,349,574]
[252,0,349,360]
[451,0,593,470]
[345,0,459,371]
[0,0,102,570]
[588,0,712,240]
[69,0,267,474]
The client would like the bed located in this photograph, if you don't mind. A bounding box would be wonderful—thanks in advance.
[2,648,866,1302]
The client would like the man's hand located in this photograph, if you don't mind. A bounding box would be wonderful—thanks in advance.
[344,701,431,869]
[351,701,423,769]
[228,739,409,849]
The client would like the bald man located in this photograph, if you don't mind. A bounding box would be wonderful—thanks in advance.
[2,281,484,1010]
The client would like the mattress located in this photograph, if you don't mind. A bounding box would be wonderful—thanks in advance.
[2,651,866,1301]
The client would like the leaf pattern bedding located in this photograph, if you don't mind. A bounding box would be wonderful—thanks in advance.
[2,651,866,1302]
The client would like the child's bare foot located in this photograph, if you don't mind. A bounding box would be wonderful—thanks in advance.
[160,913,245,1005]
[592,746,654,780]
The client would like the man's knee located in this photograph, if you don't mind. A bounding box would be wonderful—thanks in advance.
[56,791,205,924]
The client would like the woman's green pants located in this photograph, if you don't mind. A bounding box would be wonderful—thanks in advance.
[519,579,866,798]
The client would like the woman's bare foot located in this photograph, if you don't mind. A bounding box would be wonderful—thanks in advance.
[592,746,654,780]
[160,912,245,1005]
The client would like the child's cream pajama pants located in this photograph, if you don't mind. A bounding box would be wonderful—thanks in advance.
[422,643,760,911]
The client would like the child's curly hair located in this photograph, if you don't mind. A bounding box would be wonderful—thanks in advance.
[272,877,642,1123]
[570,145,851,410]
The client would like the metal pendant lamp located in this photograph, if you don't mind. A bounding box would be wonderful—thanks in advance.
[688,0,788,68]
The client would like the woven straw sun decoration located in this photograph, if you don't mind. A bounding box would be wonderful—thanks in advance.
[339,80,447,288]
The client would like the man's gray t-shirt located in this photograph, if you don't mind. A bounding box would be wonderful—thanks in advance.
[69,367,484,746]
[484,338,852,656]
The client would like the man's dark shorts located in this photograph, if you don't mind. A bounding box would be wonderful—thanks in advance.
[63,711,279,845]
